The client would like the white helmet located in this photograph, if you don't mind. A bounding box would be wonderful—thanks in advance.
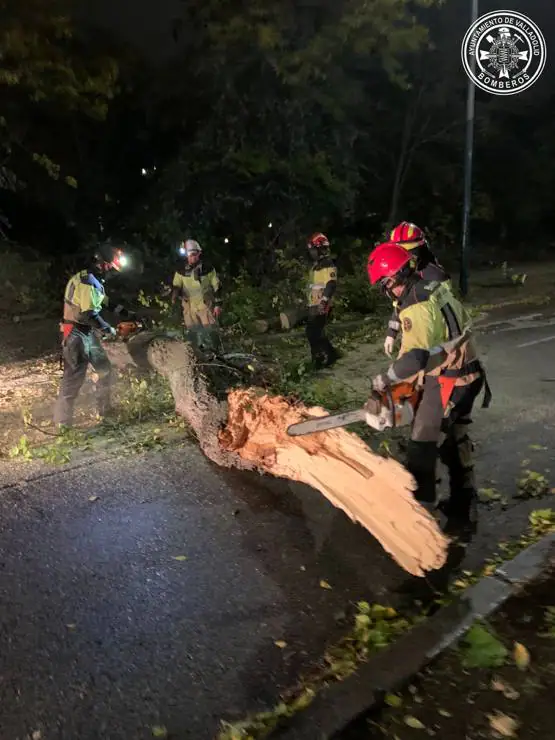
[178,239,202,257]
[185,239,201,255]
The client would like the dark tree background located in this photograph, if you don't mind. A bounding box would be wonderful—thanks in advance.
[1,0,554,289]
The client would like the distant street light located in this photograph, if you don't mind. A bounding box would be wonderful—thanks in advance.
[459,0,478,298]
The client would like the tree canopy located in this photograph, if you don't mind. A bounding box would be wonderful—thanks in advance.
[1,0,554,269]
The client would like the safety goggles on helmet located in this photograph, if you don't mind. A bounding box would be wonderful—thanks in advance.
[178,239,202,257]
[389,221,427,250]
[367,242,415,297]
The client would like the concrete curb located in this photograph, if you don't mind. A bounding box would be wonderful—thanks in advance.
[276,533,555,740]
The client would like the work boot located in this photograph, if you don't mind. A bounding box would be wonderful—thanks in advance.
[324,347,342,368]
[439,492,478,541]
[406,440,439,506]
[311,352,327,370]
[439,423,478,540]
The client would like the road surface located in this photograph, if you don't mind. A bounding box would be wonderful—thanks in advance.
[1,306,555,739]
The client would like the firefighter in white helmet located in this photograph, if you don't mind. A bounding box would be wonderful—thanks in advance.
[171,239,222,350]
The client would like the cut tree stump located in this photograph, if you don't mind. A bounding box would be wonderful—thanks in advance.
[105,332,449,577]
[280,306,308,331]
[250,316,281,334]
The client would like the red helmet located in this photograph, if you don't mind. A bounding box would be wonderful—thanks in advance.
[367,242,413,285]
[389,221,426,249]
[307,232,330,249]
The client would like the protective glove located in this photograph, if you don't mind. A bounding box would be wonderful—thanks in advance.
[371,373,389,392]
[384,335,395,357]
[318,298,330,315]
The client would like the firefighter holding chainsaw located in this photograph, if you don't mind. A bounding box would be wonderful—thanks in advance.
[384,222,450,358]
[367,242,490,533]
[306,232,340,368]
[53,245,131,427]
[171,239,222,351]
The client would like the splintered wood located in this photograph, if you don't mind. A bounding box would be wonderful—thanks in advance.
[220,389,449,577]
[106,335,449,577]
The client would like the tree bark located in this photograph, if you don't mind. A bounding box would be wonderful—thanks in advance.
[280,306,307,330]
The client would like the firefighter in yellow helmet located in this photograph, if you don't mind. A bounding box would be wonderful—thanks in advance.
[171,239,222,351]
[53,245,130,427]
[367,242,491,535]
[306,232,339,368]
[384,222,451,358]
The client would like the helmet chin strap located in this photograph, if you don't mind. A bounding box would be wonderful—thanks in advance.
[381,269,416,302]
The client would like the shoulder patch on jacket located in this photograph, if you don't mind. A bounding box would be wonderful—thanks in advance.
[402,317,412,332]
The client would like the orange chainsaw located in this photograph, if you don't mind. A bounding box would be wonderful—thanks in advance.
[112,318,149,341]
[286,382,420,436]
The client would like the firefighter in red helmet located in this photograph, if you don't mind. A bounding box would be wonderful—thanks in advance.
[366,242,490,535]
[384,222,450,357]
[305,232,339,368]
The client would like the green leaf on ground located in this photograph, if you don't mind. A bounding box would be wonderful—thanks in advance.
[460,623,508,669]
[517,470,550,499]
[403,715,425,729]
[385,693,402,707]
[540,606,555,638]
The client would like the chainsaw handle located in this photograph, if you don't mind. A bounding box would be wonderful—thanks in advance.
[388,381,417,402]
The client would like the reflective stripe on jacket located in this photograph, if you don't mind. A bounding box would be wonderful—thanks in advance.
[172,263,220,310]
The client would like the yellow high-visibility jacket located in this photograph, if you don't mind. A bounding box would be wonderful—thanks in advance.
[307,257,337,307]
[62,270,110,330]
[172,263,221,311]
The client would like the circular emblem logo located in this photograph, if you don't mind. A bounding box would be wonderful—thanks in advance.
[402,317,412,332]
[461,11,546,96]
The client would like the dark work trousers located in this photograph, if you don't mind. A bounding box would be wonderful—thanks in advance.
[406,374,484,512]
[305,308,337,367]
[53,328,112,427]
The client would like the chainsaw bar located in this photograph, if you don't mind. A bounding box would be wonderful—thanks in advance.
[286,408,367,436]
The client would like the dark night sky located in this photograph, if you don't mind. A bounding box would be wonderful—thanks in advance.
[80,0,183,59]
[81,0,554,89]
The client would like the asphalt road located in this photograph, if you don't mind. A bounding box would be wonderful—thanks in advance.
[1,307,555,739]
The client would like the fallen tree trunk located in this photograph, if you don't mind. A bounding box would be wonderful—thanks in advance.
[249,317,282,334]
[106,332,449,577]
[280,306,307,330]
